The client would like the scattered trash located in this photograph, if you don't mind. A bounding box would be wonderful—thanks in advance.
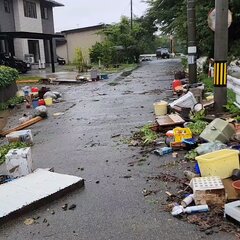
[5,147,33,178]
[190,176,226,206]
[69,204,77,210]
[156,114,185,129]
[196,149,239,179]
[19,114,33,124]
[184,205,209,214]
[172,152,178,158]
[195,141,227,155]
[224,201,240,223]
[232,169,240,181]
[169,91,197,110]
[43,91,57,100]
[154,147,173,156]
[200,118,236,143]
[184,170,200,181]
[34,106,48,118]
[62,204,68,211]
[0,116,43,137]
[181,194,194,207]
[53,112,65,117]
[6,130,33,145]
[153,101,168,116]
[0,175,12,184]
[111,134,121,138]
[0,169,84,219]
[24,218,35,225]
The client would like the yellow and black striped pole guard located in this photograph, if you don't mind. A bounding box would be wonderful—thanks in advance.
[214,61,227,86]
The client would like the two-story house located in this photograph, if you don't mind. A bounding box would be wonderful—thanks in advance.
[0,0,63,69]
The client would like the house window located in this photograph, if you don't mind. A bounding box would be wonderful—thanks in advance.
[23,0,37,18]
[4,0,10,13]
[41,7,48,19]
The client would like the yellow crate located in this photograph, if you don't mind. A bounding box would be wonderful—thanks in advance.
[196,149,240,179]
[173,127,192,143]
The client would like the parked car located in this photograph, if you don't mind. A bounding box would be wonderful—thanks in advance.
[0,53,30,73]
[156,48,170,59]
[57,56,66,65]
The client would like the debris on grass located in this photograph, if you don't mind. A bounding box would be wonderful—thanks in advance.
[0,142,30,165]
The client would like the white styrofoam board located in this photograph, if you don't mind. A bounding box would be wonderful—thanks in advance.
[0,169,84,219]
[224,201,240,222]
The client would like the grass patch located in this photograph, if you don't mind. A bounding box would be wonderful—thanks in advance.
[188,120,208,135]
[198,74,214,92]
[132,124,158,145]
[18,76,42,81]
[0,96,24,111]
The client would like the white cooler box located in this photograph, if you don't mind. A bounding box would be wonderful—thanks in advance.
[5,147,33,178]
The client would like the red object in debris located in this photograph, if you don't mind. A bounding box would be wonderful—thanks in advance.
[38,99,45,106]
[31,87,39,93]
[172,79,182,91]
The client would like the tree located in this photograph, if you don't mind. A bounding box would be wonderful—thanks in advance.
[146,0,240,57]
[89,16,158,65]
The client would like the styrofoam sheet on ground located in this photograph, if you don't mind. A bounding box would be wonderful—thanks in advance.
[0,169,83,219]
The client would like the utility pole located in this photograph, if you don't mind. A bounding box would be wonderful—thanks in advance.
[214,0,228,112]
[187,0,197,83]
[130,0,133,30]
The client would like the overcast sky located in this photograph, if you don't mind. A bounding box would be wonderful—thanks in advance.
[53,0,149,32]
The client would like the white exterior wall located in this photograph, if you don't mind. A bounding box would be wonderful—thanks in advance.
[12,0,45,62]
[63,30,104,63]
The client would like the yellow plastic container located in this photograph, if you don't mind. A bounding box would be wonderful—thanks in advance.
[44,98,53,106]
[196,149,240,179]
[153,101,168,116]
[173,127,192,143]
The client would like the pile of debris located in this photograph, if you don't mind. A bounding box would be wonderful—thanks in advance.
[131,71,240,235]
[0,85,84,222]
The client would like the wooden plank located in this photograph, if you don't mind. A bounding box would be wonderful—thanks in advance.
[0,116,43,137]
[156,114,185,127]
[16,80,40,84]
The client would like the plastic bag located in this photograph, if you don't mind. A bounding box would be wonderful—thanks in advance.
[195,141,227,155]
[43,91,57,99]
[34,106,48,118]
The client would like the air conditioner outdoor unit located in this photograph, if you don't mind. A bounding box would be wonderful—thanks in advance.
[24,54,34,64]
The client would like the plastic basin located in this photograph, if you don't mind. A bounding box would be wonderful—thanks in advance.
[196,149,240,179]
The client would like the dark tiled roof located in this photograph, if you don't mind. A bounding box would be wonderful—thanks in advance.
[41,0,64,7]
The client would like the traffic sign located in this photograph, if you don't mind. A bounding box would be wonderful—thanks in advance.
[208,8,232,31]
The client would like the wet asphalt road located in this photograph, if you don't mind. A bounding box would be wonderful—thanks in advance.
[0,59,235,240]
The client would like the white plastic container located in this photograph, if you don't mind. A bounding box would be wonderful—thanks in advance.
[153,101,168,116]
[5,147,33,178]
[184,205,209,214]
[169,91,197,110]
[6,130,33,145]
[181,194,194,207]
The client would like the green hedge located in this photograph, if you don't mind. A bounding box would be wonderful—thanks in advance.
[0,66,19,89]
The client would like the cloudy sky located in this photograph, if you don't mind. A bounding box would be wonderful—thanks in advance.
[53,0,149,32]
